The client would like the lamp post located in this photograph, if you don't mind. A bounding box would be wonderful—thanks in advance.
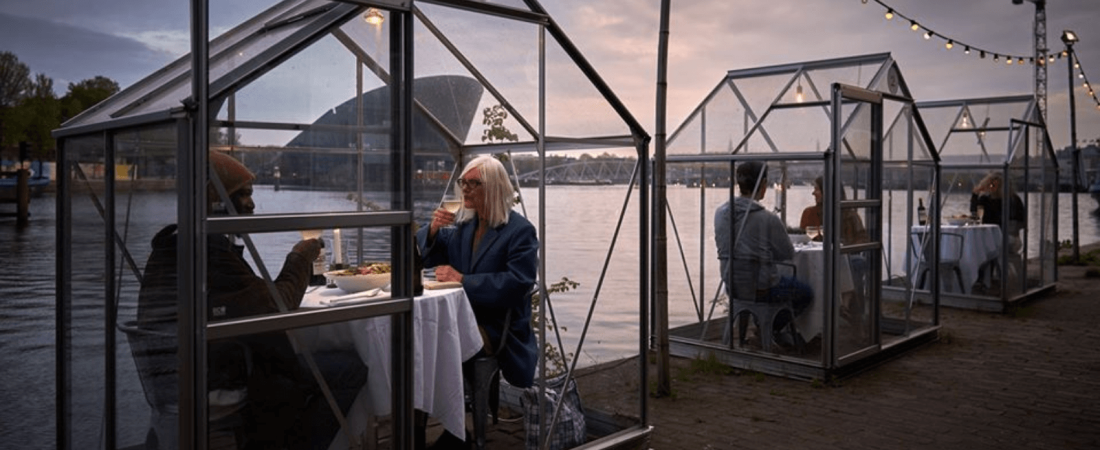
[1063,29,1080,262]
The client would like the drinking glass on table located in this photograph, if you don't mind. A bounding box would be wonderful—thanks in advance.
[976,205,985,222]
[805,226,822,242]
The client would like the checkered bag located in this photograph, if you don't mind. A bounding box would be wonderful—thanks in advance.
[520,375,586,450]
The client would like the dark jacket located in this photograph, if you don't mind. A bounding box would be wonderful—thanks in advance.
[137,224,318,448]
[418,211,539,388]
[138,224,313,326]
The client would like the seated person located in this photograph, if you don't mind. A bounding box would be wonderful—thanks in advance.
[799,176,869,320]
[970,171,1026,253]
[418,155,539,447]
[138,151,365,450]
[799,176,868,245]
[715,161,813,346]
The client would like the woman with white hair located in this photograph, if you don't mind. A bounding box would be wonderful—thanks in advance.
[418,155,539,386]
[417,155,539,447]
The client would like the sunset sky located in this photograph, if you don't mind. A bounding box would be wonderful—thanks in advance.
[2,0,1099,150]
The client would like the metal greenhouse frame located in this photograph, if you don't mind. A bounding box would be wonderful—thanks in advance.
[53,1,651,449]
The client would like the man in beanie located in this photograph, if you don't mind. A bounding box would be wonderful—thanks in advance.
[138,151,364,449]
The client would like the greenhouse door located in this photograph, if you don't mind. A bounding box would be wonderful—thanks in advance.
[828,84,885,367]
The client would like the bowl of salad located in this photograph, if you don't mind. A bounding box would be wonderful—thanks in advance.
[326,262,391,293]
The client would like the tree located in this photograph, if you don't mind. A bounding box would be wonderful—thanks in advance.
[6,73,60,159]
[0,51,32,151]
[61,76,119,121]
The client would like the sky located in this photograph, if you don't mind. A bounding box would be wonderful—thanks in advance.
[2,0,1100,151]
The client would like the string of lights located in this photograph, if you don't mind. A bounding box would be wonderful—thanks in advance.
[1068,48,1100,111]
[863,0,1100,110]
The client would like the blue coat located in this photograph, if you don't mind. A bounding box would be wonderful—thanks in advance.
[417,211,539,388]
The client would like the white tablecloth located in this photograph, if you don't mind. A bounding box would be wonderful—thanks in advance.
[791,243,854,341]
[911,225,1002,294]
[298,287,483,443]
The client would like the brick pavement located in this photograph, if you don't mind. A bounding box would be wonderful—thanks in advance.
[634,253,1100,449]
[467,249,1100,449]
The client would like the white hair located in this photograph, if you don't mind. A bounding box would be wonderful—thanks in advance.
[457,155,514,228]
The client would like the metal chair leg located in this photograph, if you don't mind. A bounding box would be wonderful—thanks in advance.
[469,356,498,450]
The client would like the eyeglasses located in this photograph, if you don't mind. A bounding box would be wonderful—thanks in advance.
[457,178,482,190]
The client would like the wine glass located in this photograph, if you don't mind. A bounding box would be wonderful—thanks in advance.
[441,194,462,214]
[805,226,821,242]
[976,205,985,223]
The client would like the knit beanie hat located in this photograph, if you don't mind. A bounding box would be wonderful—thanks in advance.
[208,151,255,203]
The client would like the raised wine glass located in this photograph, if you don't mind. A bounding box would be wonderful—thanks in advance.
[441,194,461,214]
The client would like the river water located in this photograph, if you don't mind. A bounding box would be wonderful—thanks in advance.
[5,185,1100,448]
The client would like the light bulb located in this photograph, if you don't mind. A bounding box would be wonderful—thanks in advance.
[885,9,894,20]
[364,8,384,25]
[1081,72,1086,79]
[1049,55,1056,63]
[946,40,954,50]
[910,21,920,31]
[1018,57,1024,65]
[1085,82,1090,89]
[964,46,971,55]
[1075,62,1081,69]
[980,51,987,59]
[993,54,1000,62]
[796,84,804,103]
[1006,57,1013,65]
[924,31,933,40]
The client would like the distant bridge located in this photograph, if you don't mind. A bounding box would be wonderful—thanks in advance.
[515,159,638,186]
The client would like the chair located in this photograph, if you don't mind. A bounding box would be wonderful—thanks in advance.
[118,320,248,450]
[911,231,966,293]
[727,260,803,353]
[465,354,501,450]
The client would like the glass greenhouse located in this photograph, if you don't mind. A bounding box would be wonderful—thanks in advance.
[911,95,1059,311]
[661,53,943,380]
[52,1,652,449]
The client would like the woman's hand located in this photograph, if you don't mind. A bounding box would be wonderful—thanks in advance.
[429,207,456,238]
[435,265,463,283]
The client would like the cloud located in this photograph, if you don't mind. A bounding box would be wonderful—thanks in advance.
[0,13,170,92]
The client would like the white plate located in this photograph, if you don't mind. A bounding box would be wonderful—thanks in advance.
[325,271,390,293]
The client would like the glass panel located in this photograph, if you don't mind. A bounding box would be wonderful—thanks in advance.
[113,124,180,448]
[835,157,876,360]
[222,34,361,126]
[103,0,343,121]
[880,154,936,344]
[728,74,788,122]
[545,33,633,139]
[761,106,832,154]
[528,149,644,440]
[65,135,109,447]
[417,3,538,144]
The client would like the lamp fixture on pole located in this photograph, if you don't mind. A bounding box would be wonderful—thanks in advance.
[1062,28,1081,262]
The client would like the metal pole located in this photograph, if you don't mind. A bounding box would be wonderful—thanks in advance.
[653,0,671,398]
[1067,44,1080,262]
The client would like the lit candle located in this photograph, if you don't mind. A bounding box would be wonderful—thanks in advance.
[332,229,343,266]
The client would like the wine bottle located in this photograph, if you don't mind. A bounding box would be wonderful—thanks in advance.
[917,198,927,226]
[309,238,327,286]
[412,232,424,296]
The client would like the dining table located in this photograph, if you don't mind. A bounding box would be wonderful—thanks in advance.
[296,284,483,448]
[790,241,854,342]
[910,224,1002,294]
